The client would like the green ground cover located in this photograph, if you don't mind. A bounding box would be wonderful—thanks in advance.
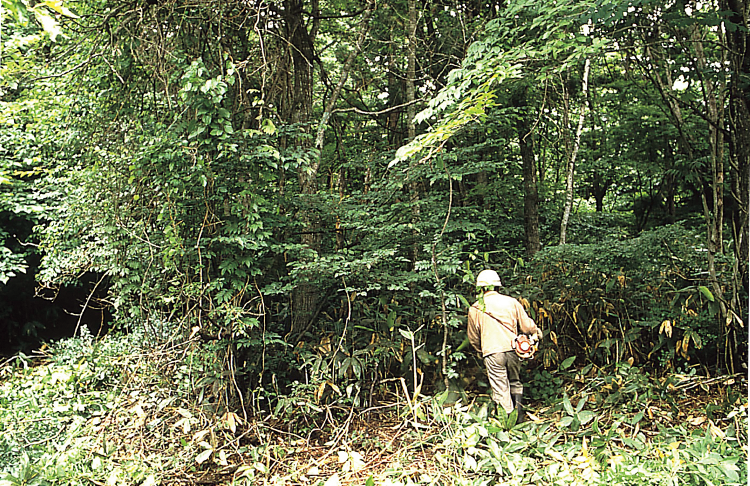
[0,330,746,486]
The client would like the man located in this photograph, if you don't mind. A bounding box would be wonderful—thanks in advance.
[467,269,541,420]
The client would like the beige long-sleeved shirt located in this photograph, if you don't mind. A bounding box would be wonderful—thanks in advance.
[467,291,540,357]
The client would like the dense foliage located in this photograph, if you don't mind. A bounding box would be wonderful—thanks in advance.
[0,0,746,394]
[0,0,750,486]
[0,333,746,485]
[0,0,747,482]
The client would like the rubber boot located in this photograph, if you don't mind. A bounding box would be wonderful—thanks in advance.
[512,393,524,423]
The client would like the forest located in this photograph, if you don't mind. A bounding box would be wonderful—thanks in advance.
[0,0,747,484]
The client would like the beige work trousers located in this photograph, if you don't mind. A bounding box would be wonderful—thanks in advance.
[484,351,522,413]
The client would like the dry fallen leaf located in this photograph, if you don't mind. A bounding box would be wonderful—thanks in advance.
[324,473,341,486]
[687,416,706,426]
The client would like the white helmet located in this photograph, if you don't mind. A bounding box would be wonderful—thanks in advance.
[476,269,502,287]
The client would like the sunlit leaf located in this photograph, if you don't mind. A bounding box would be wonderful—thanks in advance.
[698,286,715,302]
[195,448,213,464]
[562,394,575,416]
[33,10,62,40]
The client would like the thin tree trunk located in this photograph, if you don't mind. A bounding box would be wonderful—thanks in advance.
[514,87,541,256]
[559,58,590,245]
[693,24,725,259]
[406,0,417,143]
[663,147,676,224]
[406,0,421,268]
[289,0,374,340]
[314,0,375,152]
[690,23,729,372]
[721,0,748,373]
[643,17,739,372]
[588,80,612,214]
[520,129,540,255]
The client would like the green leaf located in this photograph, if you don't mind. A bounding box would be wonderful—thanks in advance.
[463,452,478,471]
[578,410,596,425]
[261,119,276,134]
[189,126,206,139]
[562,393,575,416]
[386,310,396,329]
[456,336,472,352]
[560,356,576,370]
[698,286,715,302]
[575,396,586,413]
[41,0,79,18]
[458,294,471,308]
[33,9,62,40]
[416,348,435,365]
[719,462,740,481]
[630,411,644,425]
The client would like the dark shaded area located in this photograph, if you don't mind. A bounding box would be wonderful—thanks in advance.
[0,267,111,357]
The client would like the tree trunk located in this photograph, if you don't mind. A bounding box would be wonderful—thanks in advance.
[559,58,590,245]
[592,173,608,213]
[520,129,540,255]
[279,0,321,338]
[312,0,375,256]
[513,88,541,256]
[690,23,730,372]
[406,0,417,143]
[643,16,739,372]
[406,0,421,269]
[693,24,725,261]
[663,147,676,224]
[722,0,749,372]
[314,0,375,153]
[287,0,375,340]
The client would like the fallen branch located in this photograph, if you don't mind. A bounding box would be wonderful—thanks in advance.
[673,373,742,391]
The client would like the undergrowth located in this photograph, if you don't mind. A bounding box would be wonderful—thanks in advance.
[0,331,746,486]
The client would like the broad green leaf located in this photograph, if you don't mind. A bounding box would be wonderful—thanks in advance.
[562,393,575,416]
[463,452,478,471]
[630,411,644,425]
[560,415,574,427]
[578,410,596,425]
[399,329,414,340]
[261,119,276,134]
[560,356,576,370]
[41,0,79,18]
[575,396,586,413]
[458,294,471,308]
[719,462,740,481]
[33,9,62,40]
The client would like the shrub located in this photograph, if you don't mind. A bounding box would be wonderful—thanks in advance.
[526,224,739,371]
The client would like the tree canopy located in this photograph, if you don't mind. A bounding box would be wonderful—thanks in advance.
[0,0,746,400]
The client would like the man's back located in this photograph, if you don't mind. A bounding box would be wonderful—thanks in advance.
[467,291,538,356]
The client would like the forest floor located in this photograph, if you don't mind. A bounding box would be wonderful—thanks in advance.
[174,386,744,486]
[0,333,747,486]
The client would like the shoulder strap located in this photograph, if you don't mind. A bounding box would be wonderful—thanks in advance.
[473,304,518,335]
